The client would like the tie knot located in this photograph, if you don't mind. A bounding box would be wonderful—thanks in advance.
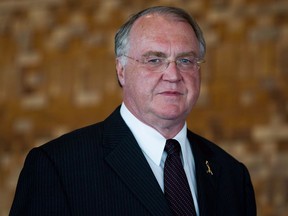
[165,139,181,156]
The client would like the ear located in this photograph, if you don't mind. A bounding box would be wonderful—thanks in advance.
[116,58,125,86]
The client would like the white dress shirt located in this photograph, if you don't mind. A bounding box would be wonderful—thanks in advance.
[120,103,199,215]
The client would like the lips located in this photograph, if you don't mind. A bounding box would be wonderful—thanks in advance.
[159,90,184,96]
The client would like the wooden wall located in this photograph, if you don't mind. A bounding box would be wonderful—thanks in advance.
[0,0,288,215]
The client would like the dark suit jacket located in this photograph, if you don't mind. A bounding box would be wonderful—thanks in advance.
[9,106,256,216]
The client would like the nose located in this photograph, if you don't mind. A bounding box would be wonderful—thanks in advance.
[162,61,182,82]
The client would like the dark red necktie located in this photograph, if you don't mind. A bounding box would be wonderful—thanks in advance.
[164,139,196,216]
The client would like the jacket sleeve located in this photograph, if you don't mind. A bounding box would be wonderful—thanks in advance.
[9,148,71,216]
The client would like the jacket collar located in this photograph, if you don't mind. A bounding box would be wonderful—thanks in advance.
[102,107,172,216]
[188,131,220,216]
[102,107,220,216]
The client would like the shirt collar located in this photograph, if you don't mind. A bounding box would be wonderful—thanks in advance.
[120,103,187,166]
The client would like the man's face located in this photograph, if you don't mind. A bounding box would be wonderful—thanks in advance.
[116,14,202,130]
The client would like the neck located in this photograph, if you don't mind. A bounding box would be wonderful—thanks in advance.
[131,109,185,139]
[137,114,185,138]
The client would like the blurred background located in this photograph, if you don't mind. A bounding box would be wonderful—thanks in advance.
[0,0,287,215]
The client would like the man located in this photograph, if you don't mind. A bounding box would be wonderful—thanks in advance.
[9,6,256,216]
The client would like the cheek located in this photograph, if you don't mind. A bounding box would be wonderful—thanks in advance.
[124,70,150,100]
[186,73,201,100]
[127,70,157,92]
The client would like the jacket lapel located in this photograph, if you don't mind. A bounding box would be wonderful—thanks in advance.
[188,131,220,216]
[103,107,171,216]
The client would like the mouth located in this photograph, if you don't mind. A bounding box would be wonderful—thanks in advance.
[159,91,184,96]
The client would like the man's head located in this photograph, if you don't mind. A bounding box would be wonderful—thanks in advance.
[114,6,206,137]
[115,6,206,60]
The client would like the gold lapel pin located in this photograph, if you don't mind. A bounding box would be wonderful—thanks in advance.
[205,160,213,175]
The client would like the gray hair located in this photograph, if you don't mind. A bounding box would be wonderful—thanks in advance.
[114,6,206,59]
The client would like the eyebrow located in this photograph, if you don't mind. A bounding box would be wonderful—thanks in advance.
[142,51,198,58]
[177,51,198,58]
[142,51,166,58]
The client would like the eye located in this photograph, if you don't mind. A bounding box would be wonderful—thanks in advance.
[178,58,194,65]
[145,57,165,65]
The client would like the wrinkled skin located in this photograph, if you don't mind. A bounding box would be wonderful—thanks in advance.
[116,14,201,139]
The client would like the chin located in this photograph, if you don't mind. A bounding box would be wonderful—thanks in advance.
[156,109,185,120]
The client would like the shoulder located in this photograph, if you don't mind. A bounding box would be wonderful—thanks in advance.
[27,107,123,164]
[188,130,246,170]
[39,106,123,155]
[188,130,255,197]
[41,121,103,152]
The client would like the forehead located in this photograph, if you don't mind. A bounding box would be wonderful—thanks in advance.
[128,14,199,54]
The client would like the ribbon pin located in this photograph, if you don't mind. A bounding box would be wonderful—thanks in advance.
[205,160,213,175]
